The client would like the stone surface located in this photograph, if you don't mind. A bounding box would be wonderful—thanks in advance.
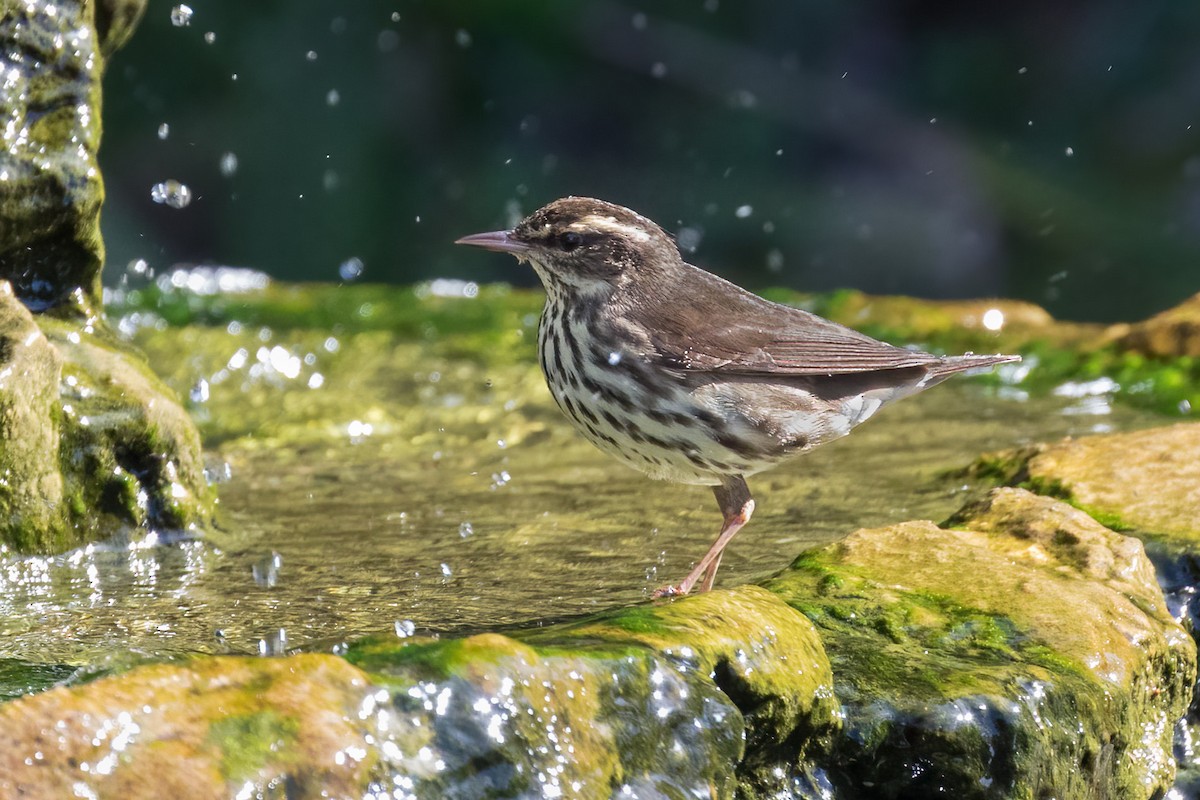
[967,422,1200,540]
[2,1,102,311]
[0,280,214,552]
[1109,291,1200,359]
[0,281,66,545]
[770,487,1196,798]
[349,585,841,798]
[0,654,379,799]
[965,425,1200,795]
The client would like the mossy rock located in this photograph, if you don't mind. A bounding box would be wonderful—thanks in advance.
[769,487,1195,798]
[0,654,378,798]
[1109,291,1200,359]
[0,0,144,313]
[0,282,214,552]
[347,585,840,798]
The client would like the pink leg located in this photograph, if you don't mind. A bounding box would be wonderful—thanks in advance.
[654,477,754,597]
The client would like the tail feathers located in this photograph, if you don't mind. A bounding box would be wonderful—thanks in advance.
[926,353,1021,380]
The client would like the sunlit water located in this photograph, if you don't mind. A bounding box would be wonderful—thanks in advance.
[0,371,1160,669]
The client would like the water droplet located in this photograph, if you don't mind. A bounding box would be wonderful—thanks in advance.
[766,248,784,273]
[607,351,622,365]
[338,257,364,281]
[203,31,216,44]
[170,4,193,26]
[631,12,648,30]
[347,420,374,439]
[459,522,473,538]
[455,29,472,48]
[251,551,283,588]
[259,628,287,656]
[650,62,667,79]
[156,122,169,140]
[676,226,703,253]
[326,88,340,107]
[440,563,453,578]
[189,378,210,403]
[219,151,238,177]
[1065,146,1075,157]
[735,204,753,218]
[395,619,416,638]
[150,180,192,209]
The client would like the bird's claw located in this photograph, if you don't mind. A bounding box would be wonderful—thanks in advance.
[651,584,684,599]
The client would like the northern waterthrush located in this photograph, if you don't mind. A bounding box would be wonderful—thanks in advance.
[457,197,1019,596]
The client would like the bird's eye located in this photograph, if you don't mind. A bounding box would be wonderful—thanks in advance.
[560,231,584,252]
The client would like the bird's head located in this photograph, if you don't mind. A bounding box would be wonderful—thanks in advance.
[455,197,680,296]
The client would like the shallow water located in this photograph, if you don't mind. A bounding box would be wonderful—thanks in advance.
[0,371,1158,668]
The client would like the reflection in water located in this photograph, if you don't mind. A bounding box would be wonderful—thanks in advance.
[0,381,1155,667]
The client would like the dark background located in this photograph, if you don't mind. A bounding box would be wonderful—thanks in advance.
[100,1,1200,322]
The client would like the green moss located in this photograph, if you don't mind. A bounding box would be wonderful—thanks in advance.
[208,711,300,780]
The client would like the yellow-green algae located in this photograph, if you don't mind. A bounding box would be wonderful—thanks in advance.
[0,0,145,314]
[348,585,839,798]
[768,487,1195,798]
[0,654,377,799]
[962,422,1200,543]
[0,282,214,552]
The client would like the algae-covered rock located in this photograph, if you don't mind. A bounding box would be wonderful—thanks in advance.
[0,2,212,552]
[1109,291,1200,359]
[966,422,1200,540]
[0,280,213,552]
[348,585,840,798]
[0,282,67,542]
[0,0,143,312]
[770,487,1195,798]
[0,654,379,799]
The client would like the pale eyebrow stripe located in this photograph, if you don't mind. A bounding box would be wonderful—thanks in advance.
[575,215,652,242]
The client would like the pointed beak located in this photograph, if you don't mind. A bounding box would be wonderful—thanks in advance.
[454,230,531,255]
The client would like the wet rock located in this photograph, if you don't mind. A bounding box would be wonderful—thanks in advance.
[770,487,1195,798]
[0,281,213,552]
[814,289,1055,340]
[964,424,1200,793]
[0,654,379,799]
[0,2,213,551]
[966,422,1200,539]
[1109,291,1200,359]
[0,0,133,313]
[0,282,66,546]
[347,585,840,798]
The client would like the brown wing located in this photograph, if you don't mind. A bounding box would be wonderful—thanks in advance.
[625,261,942,376]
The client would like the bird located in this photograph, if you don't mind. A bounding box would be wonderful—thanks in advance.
[456,197,1019,596]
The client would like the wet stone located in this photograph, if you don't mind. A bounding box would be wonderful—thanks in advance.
[0,654,379,799]
[0,0,144,312]
[348,586,840,798]
[1109,291,1200,359]
[770,487,1196,798]
[0,280,214,552]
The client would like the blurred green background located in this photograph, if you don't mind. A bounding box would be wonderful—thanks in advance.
[100,1,1200,322]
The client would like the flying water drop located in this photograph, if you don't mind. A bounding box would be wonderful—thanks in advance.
[150,180,192,209]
